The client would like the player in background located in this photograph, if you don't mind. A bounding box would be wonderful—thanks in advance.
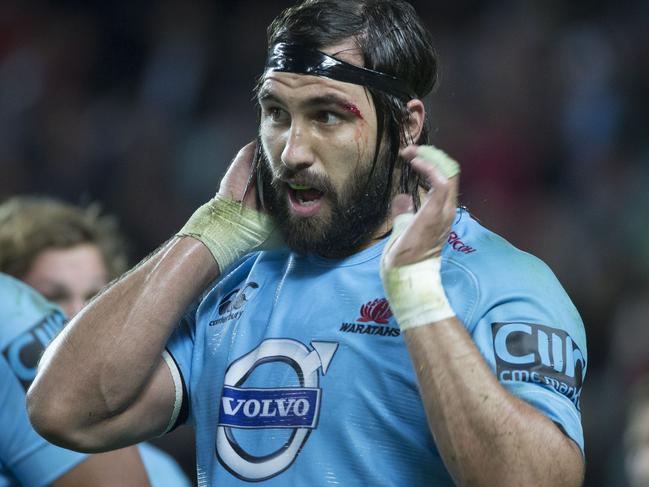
[0,196,191,487]
[0,273,151,486]
[28,1,586,485]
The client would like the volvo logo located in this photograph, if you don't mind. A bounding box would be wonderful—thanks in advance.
[216,339,338,481]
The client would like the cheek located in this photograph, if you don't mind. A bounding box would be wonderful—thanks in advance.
[260,124,284,164]
[323,124,373,184]
[353,118,370,143]
[354,124,372,159]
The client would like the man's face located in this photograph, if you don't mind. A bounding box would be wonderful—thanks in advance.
[258,41,393,256]
[22,244,108,319]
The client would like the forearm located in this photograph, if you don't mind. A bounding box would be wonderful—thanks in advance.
[404,319,584,487]
[29,237,217,441]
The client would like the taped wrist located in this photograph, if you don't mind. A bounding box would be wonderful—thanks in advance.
[380,212,455,331]
[178,195,276,272]
[381,257,455,330]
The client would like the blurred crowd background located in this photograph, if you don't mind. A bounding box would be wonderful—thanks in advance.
[0,0,646,485]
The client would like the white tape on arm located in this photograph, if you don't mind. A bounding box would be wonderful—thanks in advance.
[380,214,455,331]
[381,257,455,330]
[177,195,279,272]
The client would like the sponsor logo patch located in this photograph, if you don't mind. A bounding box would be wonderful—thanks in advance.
[358,298,392,324]
[492,322,585,409]
[2,311,66,391]
[210,282,259,326]
[220,386,319,429]
[447,231,476,254]
[339,298,400,337]
[216,339,338,481]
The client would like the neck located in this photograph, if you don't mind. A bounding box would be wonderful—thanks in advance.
[317,216,393,259]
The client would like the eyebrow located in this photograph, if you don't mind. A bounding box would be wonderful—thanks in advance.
[258,88,365,120]
[259,88,352,110]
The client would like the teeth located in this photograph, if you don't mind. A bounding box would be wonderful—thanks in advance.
[296,196,318,206]
[295,190,318,205]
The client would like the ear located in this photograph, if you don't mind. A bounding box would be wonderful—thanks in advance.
[404,99,425,146]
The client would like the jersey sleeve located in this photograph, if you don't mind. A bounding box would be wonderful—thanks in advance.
[444,247,587,454]
[0,274,89,486]
[0,359,88,487]
[163,301,198,431]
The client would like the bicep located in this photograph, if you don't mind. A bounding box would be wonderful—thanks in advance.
[78,356,179,452]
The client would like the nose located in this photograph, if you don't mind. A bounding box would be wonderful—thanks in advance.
[281,120,315,172]
[63,297,86,319]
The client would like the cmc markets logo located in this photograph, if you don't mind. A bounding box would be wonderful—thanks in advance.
[216,339,339,481]
[492,322,586,409]
[339,298,400,337]
[2,311,66,391]
[210,282,259,326]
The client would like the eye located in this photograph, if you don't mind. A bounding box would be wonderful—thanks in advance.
[264,106,288,124]
[315,111,342,125]
[41,290,67,303]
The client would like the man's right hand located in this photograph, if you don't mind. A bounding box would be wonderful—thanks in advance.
[178,141,279,273]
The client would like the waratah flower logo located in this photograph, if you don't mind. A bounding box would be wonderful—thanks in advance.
[357,298,393,324]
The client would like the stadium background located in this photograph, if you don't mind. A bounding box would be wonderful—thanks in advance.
[0,0,646,485]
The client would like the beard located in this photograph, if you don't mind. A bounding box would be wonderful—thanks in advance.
[257,151,393,257]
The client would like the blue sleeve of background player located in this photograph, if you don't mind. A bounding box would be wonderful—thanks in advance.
[443,243,587,454]
[0,274,88,486]
[0,359,88,487]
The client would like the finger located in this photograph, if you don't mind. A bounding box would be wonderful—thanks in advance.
[399,144,419,162]
[407,151,460,237]
[234,140,257,169]
[415,145,460,180]
[219,140,259,203]
[390,194,415,237]
[410,157,458,227]
[410,156,452,187]
[241,141,260,205]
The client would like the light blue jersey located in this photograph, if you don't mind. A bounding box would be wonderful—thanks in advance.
[0,274,86,487]
[0,273,191,487]
[138,443,192,487]
[166,209,587,486]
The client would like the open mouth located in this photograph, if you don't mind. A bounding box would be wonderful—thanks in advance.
[286,182,325,216]
[288,183,324,205]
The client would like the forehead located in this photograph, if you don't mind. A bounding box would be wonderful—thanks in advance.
[30,245,106,278]
[259,72,368,103]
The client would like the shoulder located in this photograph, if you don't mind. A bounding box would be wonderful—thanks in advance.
[0,273,65,346]
[442,210,584,338]
[443,209,564,292]
[0,273,57,318]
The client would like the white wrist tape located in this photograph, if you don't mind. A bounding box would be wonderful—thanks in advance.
[416,145,460,180]
[177,195,278,272]
[380,213,455,331]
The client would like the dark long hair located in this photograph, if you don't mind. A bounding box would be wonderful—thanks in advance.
[252,0,439,210]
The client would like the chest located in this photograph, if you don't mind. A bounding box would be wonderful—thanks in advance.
[187,256,445,484]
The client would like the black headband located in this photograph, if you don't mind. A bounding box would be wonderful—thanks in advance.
[264,43,416,100]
